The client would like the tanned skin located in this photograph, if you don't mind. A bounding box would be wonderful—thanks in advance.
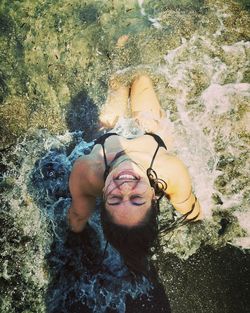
[68,75,202,233]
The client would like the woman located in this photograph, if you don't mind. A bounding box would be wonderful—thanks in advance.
[68,75,202,276]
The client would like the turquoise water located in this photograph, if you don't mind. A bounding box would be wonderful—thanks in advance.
[0,0,249,312]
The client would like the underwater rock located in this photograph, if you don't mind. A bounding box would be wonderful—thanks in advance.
[0,96,30,150]
[31,150,71,204]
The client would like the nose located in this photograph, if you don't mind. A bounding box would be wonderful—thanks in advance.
[117,180,136,193]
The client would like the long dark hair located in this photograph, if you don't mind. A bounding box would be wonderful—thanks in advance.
[100,199,159,278]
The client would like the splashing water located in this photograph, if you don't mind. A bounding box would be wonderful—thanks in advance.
[1,129,156,313]
[1,0,249,312]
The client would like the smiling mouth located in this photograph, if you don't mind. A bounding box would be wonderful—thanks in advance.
[114,170,139,180]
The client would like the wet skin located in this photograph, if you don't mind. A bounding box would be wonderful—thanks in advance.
[68,75,202,233]
[103,164,155,226]
[68,134,202,233]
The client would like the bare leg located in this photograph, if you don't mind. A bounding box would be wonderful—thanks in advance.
[130,75,165,132]
[99,79,129,128]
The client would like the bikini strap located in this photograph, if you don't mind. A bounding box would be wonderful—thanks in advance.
[145,132,167,149]
[94,132,118,146]
[145,133,167,169]
[146,133,168,199]
[149,144,160,169]
[103,150,126,181]
[94,132,118,180]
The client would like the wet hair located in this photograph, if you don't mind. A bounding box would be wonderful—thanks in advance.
[100,199,159,278]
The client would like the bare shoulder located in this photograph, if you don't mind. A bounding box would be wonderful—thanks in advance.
[69,155,103,196]
[159,153,188,172]
[156,153,191,193]
[71,155,92,175]
[70,157,90,190]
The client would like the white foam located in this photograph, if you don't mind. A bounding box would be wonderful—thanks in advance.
[138,0,162,29]
[201,83,250,114]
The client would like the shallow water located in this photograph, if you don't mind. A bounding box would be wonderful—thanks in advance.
[0,0,249,312]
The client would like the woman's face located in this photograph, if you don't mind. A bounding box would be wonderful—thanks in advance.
[103,162,155,226]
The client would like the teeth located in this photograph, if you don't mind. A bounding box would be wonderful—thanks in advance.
[118,174,136,180]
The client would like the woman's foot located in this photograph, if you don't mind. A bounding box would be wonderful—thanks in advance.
[116,34,129,48]
[99,78,129,128]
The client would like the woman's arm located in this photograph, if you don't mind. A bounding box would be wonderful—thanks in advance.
[68,159,96,232]
[170,191,202,220]
[164,156,202,220]
[68,194,95,232]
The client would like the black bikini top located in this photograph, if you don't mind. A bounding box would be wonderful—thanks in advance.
[94,132,168,199]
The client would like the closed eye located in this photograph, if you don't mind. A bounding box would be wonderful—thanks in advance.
[131,202,146,206]
[107,195,146,206]
[130,195,146,206]
[107,195,122,205]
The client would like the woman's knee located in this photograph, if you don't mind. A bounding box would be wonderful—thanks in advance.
[131,75,153,90]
